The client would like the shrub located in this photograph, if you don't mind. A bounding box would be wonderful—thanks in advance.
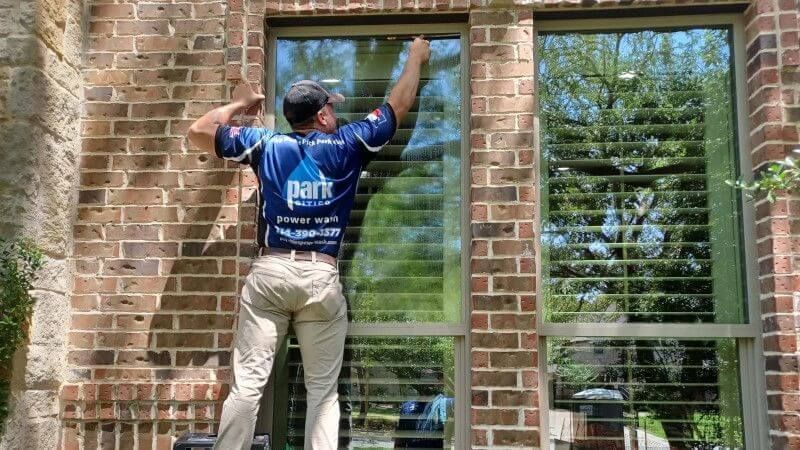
[0,239,43,435]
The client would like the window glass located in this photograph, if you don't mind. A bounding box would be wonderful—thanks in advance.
[538,28,746,324]
[281,336,456,449]
[275,36,463,323]
[547,337,744,449]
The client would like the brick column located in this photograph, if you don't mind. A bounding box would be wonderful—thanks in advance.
[744,0,800,448]
[469,9,538,449]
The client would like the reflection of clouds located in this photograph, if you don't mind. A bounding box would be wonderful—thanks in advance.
[638,225,665,258]
[588,241,610,258]
[601,205,619,240]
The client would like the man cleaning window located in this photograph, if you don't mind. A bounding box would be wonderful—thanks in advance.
[187,36,431,450]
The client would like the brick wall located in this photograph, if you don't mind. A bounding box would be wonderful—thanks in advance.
[43,0,800,449]
[65,2,235,448]
[744,0,800,448]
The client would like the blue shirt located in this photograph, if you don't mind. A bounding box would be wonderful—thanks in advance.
[215,104,397,257]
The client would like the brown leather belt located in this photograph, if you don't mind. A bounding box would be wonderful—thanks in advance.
[258,247,337,267]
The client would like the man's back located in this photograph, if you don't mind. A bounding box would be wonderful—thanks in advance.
[214,104,397,257]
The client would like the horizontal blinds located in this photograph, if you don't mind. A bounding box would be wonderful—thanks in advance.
[539,29,744,324]
[275,37,462,324]
[283,336,456,450]
[547,338,744,448]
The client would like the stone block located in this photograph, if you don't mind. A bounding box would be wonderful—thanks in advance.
[0,36,43,67]
[28,291,71,345]
[35,0,67,55]
[8,66,80,138]
[32,257,71,293]
[23,343,68,389]
[0,416,60,450]
[0,121,79,255]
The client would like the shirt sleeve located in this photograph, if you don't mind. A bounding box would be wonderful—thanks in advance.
[214,125,272,165]
[336,103,397,162]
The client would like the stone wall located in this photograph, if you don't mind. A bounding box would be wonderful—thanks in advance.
[0,0,85,449]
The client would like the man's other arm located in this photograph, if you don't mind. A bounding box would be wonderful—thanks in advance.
[188,82,265,154]
[387,36,431,126]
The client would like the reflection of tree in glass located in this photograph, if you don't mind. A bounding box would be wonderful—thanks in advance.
[540,29,744,449]
[540,29,734,324]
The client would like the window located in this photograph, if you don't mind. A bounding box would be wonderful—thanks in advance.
[537,16,763,449]
[267,24,468,449]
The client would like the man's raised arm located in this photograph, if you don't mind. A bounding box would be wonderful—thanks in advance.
[387,36,431,126]
[188,82,265,154]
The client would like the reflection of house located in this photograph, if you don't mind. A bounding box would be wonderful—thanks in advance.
[1,0,797,449]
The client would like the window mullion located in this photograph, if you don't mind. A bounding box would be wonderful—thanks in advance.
[540,322,759,338]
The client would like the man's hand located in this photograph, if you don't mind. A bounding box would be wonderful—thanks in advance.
[408,36,431,65]
[233,82,266,111]
[188,81,267,154]
[387,35,431,126]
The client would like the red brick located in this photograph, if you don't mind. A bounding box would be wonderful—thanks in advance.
[172,85,225,100]
[91,4,135,19]
[137,3,192,18]
[470,11,515,25]
[123,206,179,223]
[472,408,518,425]
[490,313,535,329]
[492,390,535,407]
[119,276,177,293]
[90,37,134,52]
[82,120,111,136]
[173,19,226,35]
[114,121,167,136]
[99,295,158,312]
[107,189,164,205]
[116,20,170,36]
[486,62,533,77]
[130,103,186,119]
[116,86,170,102]
[96,332,150,349]
[471,44,515,61]
[490,27,531,43]
[490,351,536,368]
[155,332,214,348]
[135,36,190,52]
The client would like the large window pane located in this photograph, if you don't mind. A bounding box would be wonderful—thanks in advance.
[538,28,746,324]
[275,36,463,323]
[547,338,744,449]
[280,336,456,449]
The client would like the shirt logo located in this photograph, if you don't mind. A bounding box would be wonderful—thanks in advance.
[367,108,386,124]
[283,156,334,210]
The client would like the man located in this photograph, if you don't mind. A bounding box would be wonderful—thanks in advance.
[187,36,431,450]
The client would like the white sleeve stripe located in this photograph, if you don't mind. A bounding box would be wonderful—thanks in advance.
[355,134,388,153]
[224,135,266,163]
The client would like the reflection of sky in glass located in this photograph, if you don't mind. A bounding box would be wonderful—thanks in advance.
[275,36,462,324]
[538,27,743,324]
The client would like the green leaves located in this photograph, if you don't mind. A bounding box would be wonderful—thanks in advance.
[0,239,43,435]
[727,153,800,203]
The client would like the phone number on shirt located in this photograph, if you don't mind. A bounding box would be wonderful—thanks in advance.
[274,226,342,240]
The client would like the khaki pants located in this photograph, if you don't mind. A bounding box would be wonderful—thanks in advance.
[213,255,348,450]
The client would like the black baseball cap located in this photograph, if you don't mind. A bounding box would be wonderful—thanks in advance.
[283,80,345,125]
